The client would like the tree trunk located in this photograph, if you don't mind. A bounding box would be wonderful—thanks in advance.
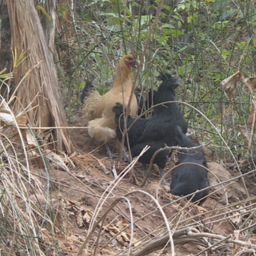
[0,0,11,71]
[6,0,74,154]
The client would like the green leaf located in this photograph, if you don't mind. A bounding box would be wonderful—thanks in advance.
[0,72,12,79]
[163,29,184,38]
[177,46,189,53]
[187,15,193,23]
[176,4,186,11]
[219,8,238,20]
[140,15,152,25]
[158,35,169,44]
[211,0,232,11]
[57,7,68,17]
[126,7,132,16]
[162,23,175,29]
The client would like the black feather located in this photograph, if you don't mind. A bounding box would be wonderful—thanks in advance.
[81,81,94,105]
[169,126,209,205]
[112,73,187,173]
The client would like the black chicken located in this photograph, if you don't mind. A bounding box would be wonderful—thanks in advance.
[112,73,187,184]
[169,126,209,205]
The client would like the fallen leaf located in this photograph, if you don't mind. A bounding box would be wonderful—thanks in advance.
[103,219,139,246]
[83,210,92,224]
[76,209,92,227]
[220,71,242,101]
[26,131,37,147]
[230,207,246,226]
[76,211,84,227]
[15,115,28,126]
[246,103,256,126]
[46,151,68,171]
[238,125,249,146]
[243,77,256,93]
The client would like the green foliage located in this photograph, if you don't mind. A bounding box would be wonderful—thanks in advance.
[56,0,256,159]
[57,7,68,17]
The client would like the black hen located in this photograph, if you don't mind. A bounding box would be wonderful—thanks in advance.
[169,126,209,205]
[112,73,187,183]
[136,74,173,117]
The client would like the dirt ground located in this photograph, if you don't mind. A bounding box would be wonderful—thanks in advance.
[37,110,256,255]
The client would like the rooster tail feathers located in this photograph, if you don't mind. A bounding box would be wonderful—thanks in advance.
[88,119,116,142]
[82,88,101,121]
[112,102,126,116]
[175,126,200,149]
[112,102,128,127]
[175,126,186,144]
[81,81,94,104]
[157,73,173,81]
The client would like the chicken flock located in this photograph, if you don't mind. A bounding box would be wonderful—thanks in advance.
[81,53,209,206]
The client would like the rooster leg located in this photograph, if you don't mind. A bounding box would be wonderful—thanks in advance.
[140,164,153,184]
[160,168,169,186]
[142,163,147,178]
[136,164,147,178]
[122,148,130,162]
[141,164,153,180]
[105,144,117,160]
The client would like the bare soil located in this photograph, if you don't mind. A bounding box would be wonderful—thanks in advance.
[36,110,256,255]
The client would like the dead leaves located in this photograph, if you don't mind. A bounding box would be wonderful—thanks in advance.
[0,102,71,168]
[247,104,256,126]
[237,125,249,146]
[0,101,44,164]
[103,219,139,247]
[76,205,93,228]
[220,71,256,104]
[37,195,137,254]
[221,71,242,101]
[41,227,85,254]
[32,196,93,254]
[221,72,256,149]
[56,197,93,228]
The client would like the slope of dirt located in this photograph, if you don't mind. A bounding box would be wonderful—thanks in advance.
[36,110,256,255]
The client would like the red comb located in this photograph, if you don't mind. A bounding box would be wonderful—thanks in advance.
[130,52,136,58]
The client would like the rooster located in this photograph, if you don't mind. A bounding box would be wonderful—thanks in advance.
[82,53,138,159]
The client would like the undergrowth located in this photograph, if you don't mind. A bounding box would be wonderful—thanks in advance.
[0,0,256,255]
[57,0,256,163]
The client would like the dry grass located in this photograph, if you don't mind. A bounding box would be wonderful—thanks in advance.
[1,1,256,255]
[0,98,255,255]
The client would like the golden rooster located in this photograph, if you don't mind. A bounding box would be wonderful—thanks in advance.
[82,53,138,158]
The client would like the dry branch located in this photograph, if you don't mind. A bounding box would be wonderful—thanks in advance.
[132,228,256,256]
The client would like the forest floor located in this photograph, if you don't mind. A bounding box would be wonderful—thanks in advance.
[39,109,256,255]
